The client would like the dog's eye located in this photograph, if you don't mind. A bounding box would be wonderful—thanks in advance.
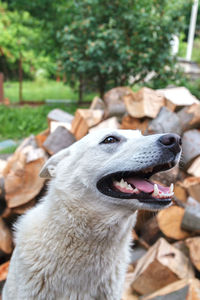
[101,136,120,144]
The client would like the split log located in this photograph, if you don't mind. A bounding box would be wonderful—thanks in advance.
[103,87,131,119]
[124,87,164,119]
[142,278,200,300]
[122,272,139,300]
[0,217,13,254]
[11,199,36,215]
[90,96,105,111]
[177,103,200,132]
[182,129,200,165]
[183,177,200,202]
[157,206,191,240]
[187,156,200,177]
[47,108,74,131]
[157,86,199,112]
[43,126,76,155]
[3,136,47,208]
[138,217,161,246]
[181,198,200,232]
[121,115,149,134]
[0,260,9,281]
[147,107,182,135]
[89,117,120,133]
[150,165,179,187]
[35,129,49,148]
[173,241,189,257]
[174,181,188,203]
[185,237,200,271]
[71,109,104,140]
[131,238,194,295]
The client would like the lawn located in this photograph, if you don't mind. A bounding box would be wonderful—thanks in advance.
[0,103,77,141]
[4,80,96,103]
[0,80,95,143]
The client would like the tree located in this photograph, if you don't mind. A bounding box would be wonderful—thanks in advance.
[60,0,190,100]
[0,2,55,100]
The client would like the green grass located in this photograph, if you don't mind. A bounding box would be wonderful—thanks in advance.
[0,103,77,141]
[4,80,96,103]
[0,145,18,154]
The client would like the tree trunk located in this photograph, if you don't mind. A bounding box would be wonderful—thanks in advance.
[19,53,23,104]
[78,76,83,105]
[98,75,106,99]
[0,73,4,103]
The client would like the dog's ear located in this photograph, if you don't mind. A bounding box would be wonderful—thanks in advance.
[39,148,70,178]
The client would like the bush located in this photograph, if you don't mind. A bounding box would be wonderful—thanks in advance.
[60,0,189,98]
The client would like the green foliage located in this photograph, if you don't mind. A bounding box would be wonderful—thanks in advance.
[0,103,77,140]
[0,1,56,78]
[60,0,189,96]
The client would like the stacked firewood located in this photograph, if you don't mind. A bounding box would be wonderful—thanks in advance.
[0,85,200,299]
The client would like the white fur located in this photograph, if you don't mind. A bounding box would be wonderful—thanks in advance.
[3,129,180,300]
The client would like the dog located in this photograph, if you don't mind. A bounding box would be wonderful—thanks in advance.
[3,129,182,300]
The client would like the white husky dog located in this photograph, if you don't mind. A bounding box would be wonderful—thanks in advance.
[3,129,182,300]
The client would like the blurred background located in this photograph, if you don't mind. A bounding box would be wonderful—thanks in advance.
[0,0,199,141]
[0,1,200,299]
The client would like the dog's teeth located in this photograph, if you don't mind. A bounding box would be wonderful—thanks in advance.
[153,184,159,196]
[170,183,174,193]
[114,179,134,191]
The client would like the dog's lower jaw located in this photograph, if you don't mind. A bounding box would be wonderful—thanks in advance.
[3,193,137,300]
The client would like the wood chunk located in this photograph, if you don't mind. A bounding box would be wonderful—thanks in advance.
[43,126,76,155]
[148,107,182,135]
[35,129,49,148]
[181,199,200,233]
[157,86,199,112]
[185,237,200,271]
[131,238,194,295]
[187,156,200,177]
[0,260,10,281]
[11,199,36,215]
[89,117,120,133]
[183,177,200,202]
[71,109,104,140]
[177,103,200,132]
[142,278,200,300]
[124,87,164,119]
[151,165,179,187]
[0,218,13,254]
[0,160,7,177]
[3,136,47,208]
[121,115,149,134]
[173,241,190,257]
[104,87,131,119]
[122,272,139,300]
[139,217,161,246]
[174,181,188,203]
[157,206,191,240]
[182,129,200,165]
[47,109,74,131]
[90,96,105,110]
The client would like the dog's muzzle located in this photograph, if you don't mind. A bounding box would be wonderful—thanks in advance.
[97,133,182,208]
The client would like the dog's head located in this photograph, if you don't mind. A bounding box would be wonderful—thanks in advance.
[40,129,182,212]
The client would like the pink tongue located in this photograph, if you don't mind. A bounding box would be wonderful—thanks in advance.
[126,178,170,194]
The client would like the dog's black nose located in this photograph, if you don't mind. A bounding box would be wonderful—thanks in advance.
[158,133,182,154]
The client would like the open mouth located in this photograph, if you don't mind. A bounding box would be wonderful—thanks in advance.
[97,161,176,206]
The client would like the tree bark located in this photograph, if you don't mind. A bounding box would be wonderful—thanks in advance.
[19,53,23,104]
[78,76,83,105]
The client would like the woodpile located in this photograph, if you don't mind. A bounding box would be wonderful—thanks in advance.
[0,85,200,299]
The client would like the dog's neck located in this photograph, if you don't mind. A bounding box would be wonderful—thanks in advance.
[45,186,137,244]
